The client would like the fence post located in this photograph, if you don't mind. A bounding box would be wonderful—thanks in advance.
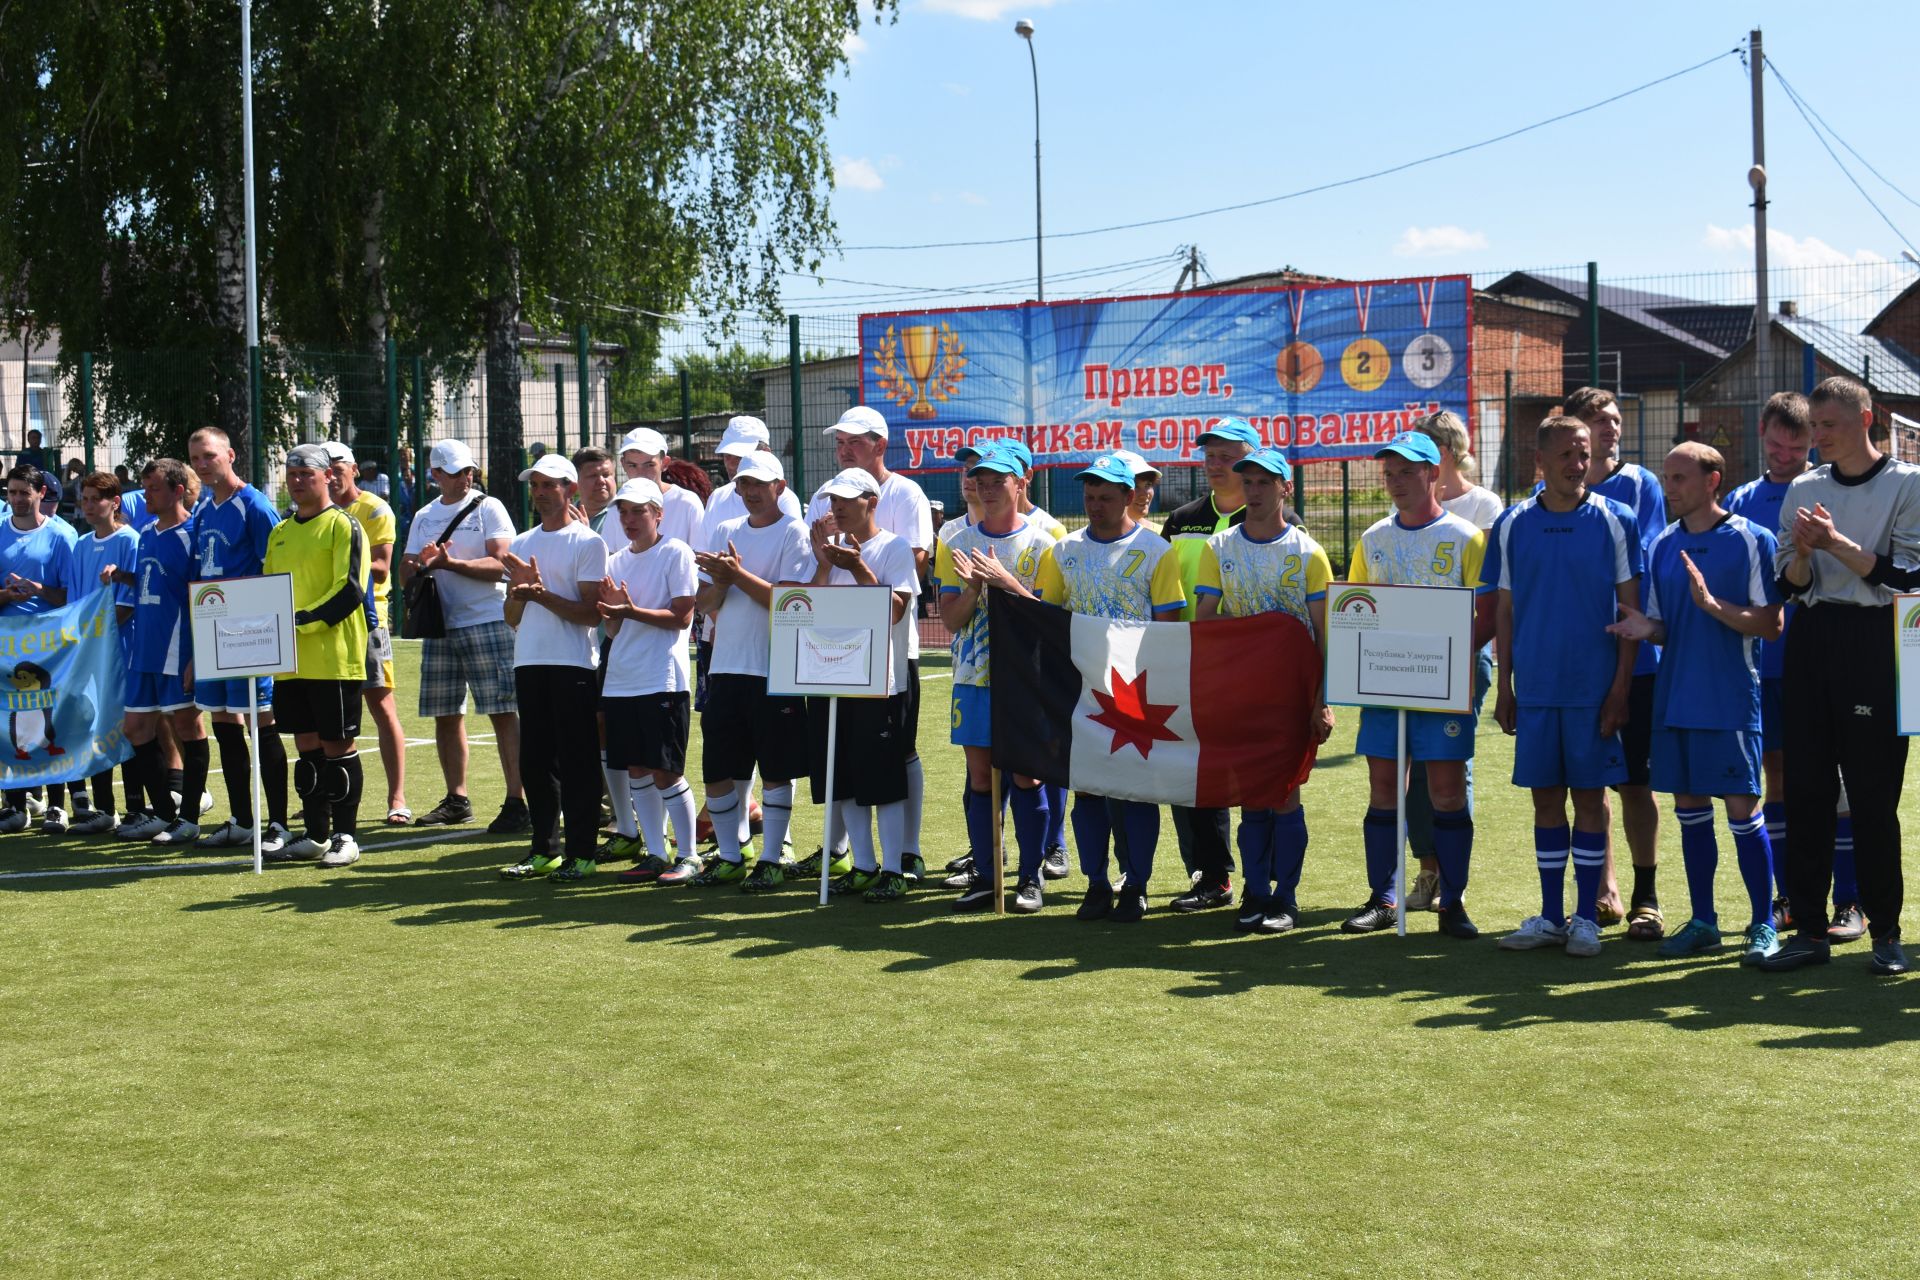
[1675,362,1685,445]
[79,352,96,472]
[553,360,567,456]
[576,324,591,446]
[789,314,805,492]
[410,355,427,502]
[519,446,532,528]
[249,345,265,488]
[384,337,400,474]
[1295,464,1307,524]
[1502,369,1514,503]
[1339,460,1351,565]
[1587,260,1600,389]
[679,368,692,460]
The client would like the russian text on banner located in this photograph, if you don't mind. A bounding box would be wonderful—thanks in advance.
[0,585,134,788]
[988,589,1320,808]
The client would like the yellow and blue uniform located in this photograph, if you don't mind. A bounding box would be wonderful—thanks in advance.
[1192,524,1331,629]
[264,506,370,682]
[934,517,1053,748]
[1033,525,1186,620]
[1160,493,1244,622]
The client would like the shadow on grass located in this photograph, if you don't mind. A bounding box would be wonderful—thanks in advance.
[131,838,1920,1050]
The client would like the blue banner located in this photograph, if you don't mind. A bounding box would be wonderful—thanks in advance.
[0,586,134,788]
[860,275,1471,472]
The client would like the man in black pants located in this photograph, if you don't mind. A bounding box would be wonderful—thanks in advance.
[1759,376,1920,976]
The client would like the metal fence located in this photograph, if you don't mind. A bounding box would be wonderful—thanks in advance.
[17,257,1920,568]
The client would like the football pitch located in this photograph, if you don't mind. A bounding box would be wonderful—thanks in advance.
[4,640,1919,1277]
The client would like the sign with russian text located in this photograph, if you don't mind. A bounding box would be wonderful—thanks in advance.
[861,275,1471,472]
[768,585,893,699]
[0,585,135,787]
[1324,582,1474,715]
[189,574,297,681]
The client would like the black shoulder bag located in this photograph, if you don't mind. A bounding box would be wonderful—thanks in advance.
[401,497,485,640]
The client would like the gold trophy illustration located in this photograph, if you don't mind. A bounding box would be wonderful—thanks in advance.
[901,324,941,419]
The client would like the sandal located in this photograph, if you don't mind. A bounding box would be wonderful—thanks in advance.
[1625,903,1665,941]
[385,806,414,827]
[1595,897,1626,927]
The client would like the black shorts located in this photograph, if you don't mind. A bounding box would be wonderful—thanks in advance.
[603,691,690,775]
[701,673,809,782]
[807,693,910,806]
[1617,672,1655,788]
[693,633,713,713]
[274,677,363,743]
[902,659,920,756]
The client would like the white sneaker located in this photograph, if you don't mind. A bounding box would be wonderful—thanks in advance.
[151,820,201,846]
[267,834,327,862]
[1405,869,1440,912]
[260,822,292,855]
[22,792,46,818]
[1564,916,1603,957]
[42,807,68,834]
[196,819,256,848]
[1498,914,1570,950]
[0,807,28,834]
[68,809,118,836]
[318,834,361,868]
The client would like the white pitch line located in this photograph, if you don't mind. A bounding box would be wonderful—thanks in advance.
[0,827,500,881]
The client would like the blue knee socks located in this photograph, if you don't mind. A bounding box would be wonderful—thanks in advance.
[1675,805,1717,926]
[1432,808,1472,908]
[1571,828,1606,923]
[1273,807,1309,911]
[964,788,994,868]
[1535,825,1570,925]
[1071,794,1112,885]
[1833,814,1858,908]
[1362,806,1398,903]
[1729,813,1774,929]
[1009,785,1049,881]
[1044,782,1067,851]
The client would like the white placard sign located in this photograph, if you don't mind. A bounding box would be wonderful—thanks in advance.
[1896,594,1920,736]
[190,574,298,680]
[768,585,893,699]
[1324,582,1474,715]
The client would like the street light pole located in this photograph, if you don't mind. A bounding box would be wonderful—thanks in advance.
[1015,19,1043,302]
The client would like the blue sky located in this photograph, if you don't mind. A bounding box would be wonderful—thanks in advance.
[784,0,1920,320]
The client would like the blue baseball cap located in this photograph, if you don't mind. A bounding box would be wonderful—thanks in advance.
[955,441,987,465]
[1232,447,1293,481]
[997,439,1035,470]
[1077,454,1136,487]
[967,448,1026,478]
[1375,432,1443,466]
[1197,417,1261,449]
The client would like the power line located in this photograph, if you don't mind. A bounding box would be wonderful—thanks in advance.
[780,252,1179,300]
[827,47,1742,252]
[777,253,1186,310]
[1763,56,1920,260]
[1764,58,1920,212]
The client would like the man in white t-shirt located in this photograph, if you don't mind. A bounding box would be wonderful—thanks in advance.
[595,478,701,887]
[690,450,815,891]
[618,428,704,548]
[499,453,610,882]
[805,468,920,902]
[399,439,528,833]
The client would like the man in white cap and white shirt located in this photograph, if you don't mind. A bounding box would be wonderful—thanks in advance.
[398,439,530,834]
[689,449,815,890]
[499,451,610,882]
[799,405,934,879]
[618,427,704,547]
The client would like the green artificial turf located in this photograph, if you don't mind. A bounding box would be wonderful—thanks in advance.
[3,641,1919,1277]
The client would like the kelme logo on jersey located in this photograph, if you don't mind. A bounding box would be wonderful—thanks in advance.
[1331,588,1377,614]
[773,589,813,614]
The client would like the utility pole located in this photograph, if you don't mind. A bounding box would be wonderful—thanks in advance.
[1174,245,1205,292]
[1749,28,1770,420]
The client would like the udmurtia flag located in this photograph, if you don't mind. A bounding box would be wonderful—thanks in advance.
[988,589,1321,809]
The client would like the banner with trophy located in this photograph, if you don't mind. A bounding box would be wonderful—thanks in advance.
[860,275,1471,473]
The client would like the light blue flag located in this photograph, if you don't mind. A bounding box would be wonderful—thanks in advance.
[0,586,134,788]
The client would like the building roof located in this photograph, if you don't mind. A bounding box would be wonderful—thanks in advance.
[1483,271,1749,359]
[1866,276,1920,338]
[1778,315,1920,398]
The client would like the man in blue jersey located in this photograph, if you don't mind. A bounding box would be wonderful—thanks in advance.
[1609,443,1784,962]
[187,428,292,851]
[107,460,213,845]
[0,464,77,831]
[1722,391,1863,941]
[1561,387,1668,939]
[1488,416,1642,958]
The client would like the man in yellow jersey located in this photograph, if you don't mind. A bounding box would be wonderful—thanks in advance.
[1341,433,1496,939]
[323,441,409,827]
[1032,453,1186,921]
[1160,417,1260,911]
[264,444,371,868]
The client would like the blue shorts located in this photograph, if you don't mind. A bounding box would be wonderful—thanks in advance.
[950,683,992,748]
[1356,706,1475,761]
[1512,706,1627,790]
[1760,678,1783,754]
[1650,727,1763,798]
[127,671,193,713]
[195,675,274,713]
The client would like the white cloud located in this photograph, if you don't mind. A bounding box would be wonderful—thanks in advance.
[1703,223,1890,268]
[836,156,884,192]
[923,0,1057,21]
[840,30,868,62]
[1393,225,1489,257]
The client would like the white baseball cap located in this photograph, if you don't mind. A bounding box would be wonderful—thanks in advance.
[819,467,881,499]
[620,427,669,457]
[518,453,578,484]
[717,415,770,458]
[733,452,785,485]
[320,440,357,466]
[612,477,664,508]
[1111,448,1160,480]
[430,439,476,473]
[828,405,889,439]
